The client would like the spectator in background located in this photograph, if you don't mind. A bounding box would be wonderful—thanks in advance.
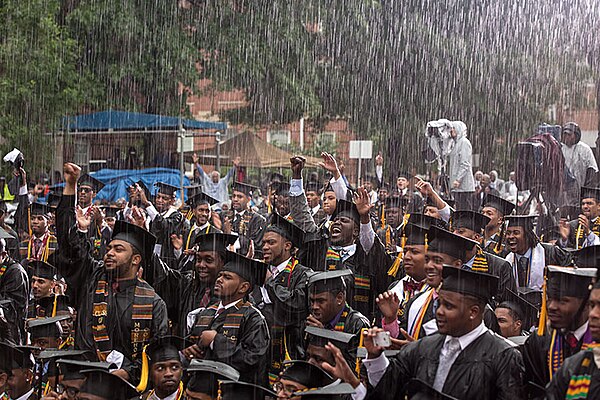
[489,170,504,191]
[561,122,598,204]
[192,153,241,206]
[503,171,519,202]
[449,120,476,210]
[474,170,484,192]
[473,174,500,209]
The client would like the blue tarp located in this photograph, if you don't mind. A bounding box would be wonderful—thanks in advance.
[89,168,191,202]
[63,110,227,132]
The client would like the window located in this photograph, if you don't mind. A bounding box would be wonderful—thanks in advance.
[318,132,336,146]
[267,130,291,145]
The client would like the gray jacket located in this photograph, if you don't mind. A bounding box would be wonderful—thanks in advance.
[449,121,475,192]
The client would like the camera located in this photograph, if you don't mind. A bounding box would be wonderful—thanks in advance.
[3,148,24,170]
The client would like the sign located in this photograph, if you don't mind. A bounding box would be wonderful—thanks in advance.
[177,136,194,152]
[349,140,373,159]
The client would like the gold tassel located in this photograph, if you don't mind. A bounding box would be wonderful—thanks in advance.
[537,268,548,336]
[387,252,403,277]
[51,294,58,317]
[355,328,367,375]
[136,344,150,392]
[576,223,583,250]
[217,380,222,400]
[385,226,391,249]
[494,220,506,254]
[380,204,386,228]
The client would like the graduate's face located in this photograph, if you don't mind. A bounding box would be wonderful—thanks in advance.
[403,245,426,281]
[397,177,408,190]
[424,251,460,288]
[581,198,600,219]
[481,207,502,230]
[423,206,440,220]
[322,192,336,215]
[275,378,307,399]
[305,191,320,208]
[306,344,335,367]
[7,368,32,399]
[378,188,389,201]
[275,195,290,216]
[193,203,211,226]
[195,251,223,284]
[77,185,95,207]
[231,191,248,211]
[31,335,61,351]
[103,240,141,278]
[330,214,358,246]
[57,378,85,400]
[155,193,175,212]
[547,296,588,330]
[151,360,183,398]
[105,217,116,231]
[588,288,600,341]
[262,231,292,265]
[505,226,527,254]
[309,290,344,323]
[386,206,401,227]
[214,271,250,301]
[31,214,49,235]
[436,291,481,336]
[31,276,56,300]
[495,307,522,338]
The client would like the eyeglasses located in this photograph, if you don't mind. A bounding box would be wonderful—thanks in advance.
[272,382,299,396]
[78,187,92,193]
[56,383,80,398]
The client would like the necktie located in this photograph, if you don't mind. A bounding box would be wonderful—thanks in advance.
[433,338,462,392]
[34,238,42,258]
[517,256,529,287]
[199,287,211,308]
[565,332,578,349]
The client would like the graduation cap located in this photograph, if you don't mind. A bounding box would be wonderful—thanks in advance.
[404,378,459,400]
[323,182,335,194]
[305,181,323,194]
[403,223,428,246]
[194,232,237,253]
[407,213,437,229]
[47,192,62,209]
[546,266,597,299]
[441,265,499,303]
[269,172,285,183]
[129,180,151,199]
[450,210,491,233]
[305,326,354,349]
[30,202,52,217]
[497,289,540,333]
[28,260,57,280]
[187,192,219,207]
[56,358,115,381]
[186,359,240,397]
[397,171,412,180]
[37,349,89,361]
[0,226,13,240]
[13,345,37,369]
[232,181,258,197]
[184,184,203,199]
[427,226,478,261]
[154,182,179,197]
[331,199,360,224]
[0,342,23,372]
[37,295,71,315]
[101,205,121,219]
[265,213,305,248]
[111,220,157,265]
[580,186,600,202]
[145,336,191,364]
[572,245,600,268]
[27,315,70,339]
[222,251,268,287]
[307,269,353,294]
[219,381,277,399]
[384,196,408,210]
[505,215,536,231]
[272,181,291,196]
[79,369,140,400]
[294,382,356,398]
[77,174,105,193]
[482,193,515,216]
[280,360,334,389]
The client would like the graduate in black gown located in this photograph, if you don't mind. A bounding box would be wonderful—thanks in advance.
[522,265,596,399]
[361,266,525,400]
[273,360,335,398]
[183,251,270,386]
[227,181,267,258]
[76,174,110,260]
[546,265,600,399]
[185,359,240,400]
[0,233,28,344]
[55,162,169,385]
[252,213,313,384]
[481,193,515,258]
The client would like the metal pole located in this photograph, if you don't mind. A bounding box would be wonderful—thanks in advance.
[299,117,305,151]
[357,142,362,187]
[216,131,221,171]
[179,116,185,203]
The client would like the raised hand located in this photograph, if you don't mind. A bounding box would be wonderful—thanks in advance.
[376,290,400,324]
[414,176,433,196]
[192,153,199,164]
[375,152,384,166]
[63,163,81,185]
[171,234,184,250]
[559,219,570,241]
[306,314,325,329]
[363,327,386,359]
[130,206,147,228]
[388,329,416,350]
[354,187,373,223]
[320,342,361,388]
[290,156,306,179]
[319,152,341,179]
[75,206,92,231]
[579,214,591,236]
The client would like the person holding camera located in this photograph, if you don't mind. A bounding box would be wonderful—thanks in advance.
[448,121,476,211]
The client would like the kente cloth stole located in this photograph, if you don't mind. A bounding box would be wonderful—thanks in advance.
[0,263,7,279]
[548,328,594,378]
[92,277,154,361]
[333,306,350,331]
[270,260,298,375]
[353,274,371,305]
[190,300,249,342]
[471,248,489,273]
[326,247,341,271]
[565,346,600,400]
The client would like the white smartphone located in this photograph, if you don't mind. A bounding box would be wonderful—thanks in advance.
[373,331,391,348]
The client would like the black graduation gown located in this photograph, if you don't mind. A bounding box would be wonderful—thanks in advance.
[563,218,600,249]
[150,207,189,268]
[322,305,370,368]
[81,218,111,261]
[231,210,266,259]
[1,224,21,260]
[479,250,517,304]
[177,224,222,272]
[0,257,28,343]
[188,300,270,386]
[252,259,312,371]
[521,329,590,399]
[546,349,600,400]
[55,195,169,382]
[366,331,526,400]
[483,233,510,258]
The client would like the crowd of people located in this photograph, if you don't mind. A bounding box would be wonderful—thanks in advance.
[0,121,600,399]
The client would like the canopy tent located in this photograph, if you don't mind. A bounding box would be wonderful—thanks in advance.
[188,131,321,168]
[62,110,227,132]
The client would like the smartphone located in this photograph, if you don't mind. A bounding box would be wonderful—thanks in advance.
[373,331,391,348]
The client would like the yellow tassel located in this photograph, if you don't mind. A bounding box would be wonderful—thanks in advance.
[51,294,58,317]
[387,252,403,277]
[494,221,506,254]
[380,204,386,228]
[385,226,391,248]
[355,328,367,375]
[424,233,428,252]
[576,223,583,250]
[136,344,149,392]
[537,268,548,336]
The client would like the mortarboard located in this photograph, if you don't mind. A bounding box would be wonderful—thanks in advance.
[331,199,360,224]
[47,192,62,209]
[450,210,491,233]
[27,315,70,339]
[37,295,71,315]
[0,226,13,240]
[13,345,38,369]
[30,202,52,217]
[186,359,240,396]
[404,378,459,400]
[397,171,412,180]
[581,186,600,202]
[146,336,191,364]
[384,196,408,210]
[187,192,219,207]
[265,213,305,247]
[407,213,437,229]
[154,182,179,197]
[427,226,478,261]
[37,349,89,361]
[441,266,499,303]
[111,220,157,265]
[129,180,151,199]
[305,326,354,349]
[572,245,600,268]
[305,181,323,194]
[77,174,105,193]
[184,185,203,199]
[0,342,23,371]
[272,181,291,196]
[222,251,268,287]
[232,181,258,197]
[219,381,277,400]
[280,360,334,389]
[101,205,121,219]
[506,215,536,230]
[28,260,57,280]
[307,269,353,294]
[194,232,237,253]
[546,266,596,299]
[79,369,140,399]
[56,358,115,380]
[294,382,356,398]
[403,223,428,246]
[482,193,515,216]
[497,289,540,333]
[323,182,334,194]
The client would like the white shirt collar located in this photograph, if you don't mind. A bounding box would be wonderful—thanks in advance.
[445,321,488,350]
[15,388,34,400]
[148,389,180,400]
[195,221,210,231]
[572,321,589,341]
[217,299,242,312]
[272,257,291,277]
[235,209,246,216]
[311,204,321,215]
[465,254,476,268]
